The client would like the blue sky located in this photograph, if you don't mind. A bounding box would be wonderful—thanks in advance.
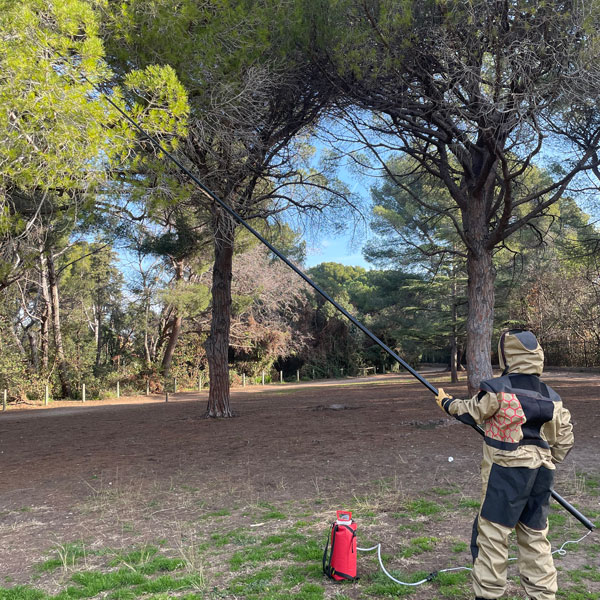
[299,132,376,269]
[304,232,372,269]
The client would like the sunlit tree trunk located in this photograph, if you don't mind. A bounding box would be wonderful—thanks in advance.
[464,198,495,394]
[94,304,103,373]
[38,245,50,371]
[161,259,184,378]
[204,226,234,418]
[46,250,71,398]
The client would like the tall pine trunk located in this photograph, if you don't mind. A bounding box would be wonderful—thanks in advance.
[461,191,496,395]
[465,246,495,395]
[204,233,234,418]
[161,260,184,378]
[449,260,459,384]
[46,250,71,398]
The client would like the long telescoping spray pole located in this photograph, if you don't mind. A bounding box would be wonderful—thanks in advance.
[90,76,594,532]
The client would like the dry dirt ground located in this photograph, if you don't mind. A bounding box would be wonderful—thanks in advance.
[1,371,599,598]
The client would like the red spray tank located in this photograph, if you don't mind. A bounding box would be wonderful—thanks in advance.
[322,510,358,581]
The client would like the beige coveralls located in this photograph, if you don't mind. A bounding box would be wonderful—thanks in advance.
[441,331,574,600]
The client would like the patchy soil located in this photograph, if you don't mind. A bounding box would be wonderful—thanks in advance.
[1,371,599,597]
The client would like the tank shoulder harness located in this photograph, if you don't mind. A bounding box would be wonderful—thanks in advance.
[323,520,358,581]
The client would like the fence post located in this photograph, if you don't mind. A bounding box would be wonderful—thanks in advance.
[174,377,177,393]
[312,368,315,380]
[146,380,149,396]
[165,391,169,403]
[262,370,265,385]
[82,383,86,403]
[45,385,49,406]
[116,381,120,398]
[2,390,6,411]
[297,369,300,382]
[280,370,283,383]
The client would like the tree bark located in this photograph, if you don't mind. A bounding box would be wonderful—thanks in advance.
[465,246,495,395]
[27,328,39,370]
[94,304,103,374]
[450,326,458,384]
[204,234,234,418]
[161,260,185,379]
[46,250,72,398]
[449,261,459,383]
[144,300,152,366]
[39,246,50,371]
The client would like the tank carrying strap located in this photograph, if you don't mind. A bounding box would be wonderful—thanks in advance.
[322,523,359,581]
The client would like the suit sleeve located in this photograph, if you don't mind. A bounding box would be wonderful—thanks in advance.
[441,390,500,426]
[542,404,574,464]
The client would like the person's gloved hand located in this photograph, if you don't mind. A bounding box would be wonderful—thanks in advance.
[435,387,452,410]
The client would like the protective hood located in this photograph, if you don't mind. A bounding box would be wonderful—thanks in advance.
[498,329,544,376]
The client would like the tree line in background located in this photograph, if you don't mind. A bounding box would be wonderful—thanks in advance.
[2,0,600,412]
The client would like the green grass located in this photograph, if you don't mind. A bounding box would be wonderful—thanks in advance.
[0,588,47,600]
[291,583,324,599]
[229,534,322,571]
[548,512,568,527]
[577,472,600,495]
[3,476,599,600]
[264,510,286,520]
[228,567,279,596]
[290,540,323,562]
[108,545,158,567]
[282,564,322,585]
[396,521,425,533]
[210,528,257,547]
[35,543,87,574]
[261,534,288,546]
[435,570,471,598]
[585,543,600,557]
[430,486,457,497]
[106,546,185,575]
[399,536,438,558]
[229,546,271,571]
[404,499,442,517]
[557,587,600,600]
[363,569,425,597]
[205,508,231,517]
[2,571,205,600]
[293,520,310,528]
[2,544,204,600]
[134,574,204,594]
[568,564,600,583]
[68,569,147,595]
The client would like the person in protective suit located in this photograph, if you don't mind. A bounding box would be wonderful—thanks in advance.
[436,329,574,600]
